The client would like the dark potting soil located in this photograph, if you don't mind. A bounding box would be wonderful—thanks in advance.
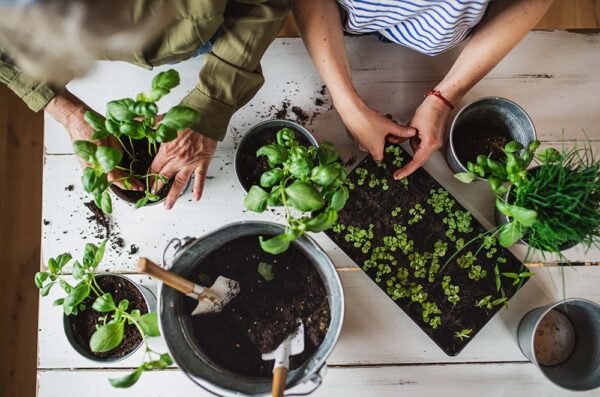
[110,138,174,203]
[69,275,148,359]
[186,235,330,378]
[84,200,110,238]
[326,144,526,356]
[453,120,511,165]
[237,126,313,192]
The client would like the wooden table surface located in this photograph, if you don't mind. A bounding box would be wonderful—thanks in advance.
[39,32,600,396]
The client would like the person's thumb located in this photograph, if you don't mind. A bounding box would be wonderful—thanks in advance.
[388,120,417,139]
[369,141,385,163]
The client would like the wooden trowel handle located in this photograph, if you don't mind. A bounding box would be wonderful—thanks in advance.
[272,367,288,397]
[138,257,196,296]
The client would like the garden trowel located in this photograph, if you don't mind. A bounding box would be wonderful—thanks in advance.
[137,257,240,315]
[262,322,305,397]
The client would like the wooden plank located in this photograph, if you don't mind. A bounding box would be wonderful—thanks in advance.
[44,32,600,155]
[38,267,600,369]
[37,362,596,397]
[536,0,600,29]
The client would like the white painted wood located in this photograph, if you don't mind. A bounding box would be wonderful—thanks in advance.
[38,267,600,369]
[37,362,600,397]
[44,31,600,155]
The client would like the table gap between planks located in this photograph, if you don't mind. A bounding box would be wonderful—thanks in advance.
[39,32,600,396]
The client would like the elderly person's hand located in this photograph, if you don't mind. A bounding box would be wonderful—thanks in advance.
[336,96,416,162]
[149,128,217,210]
[390,95,452,180]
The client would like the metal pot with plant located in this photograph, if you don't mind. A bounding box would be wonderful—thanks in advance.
[454,139,600,256]
[35,241,172,388]
[73,69,200,214]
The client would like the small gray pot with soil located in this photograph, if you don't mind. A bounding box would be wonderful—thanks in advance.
[63,273,156,362]
[517,298,600,391]
[110,138,190,207]
[158,221,344,396]
[446,97,536,179]
[234,119,318,192]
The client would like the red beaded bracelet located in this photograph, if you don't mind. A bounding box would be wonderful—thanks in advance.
[424,89,455,110]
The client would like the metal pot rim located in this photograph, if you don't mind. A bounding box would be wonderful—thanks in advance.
[158,221,344,396]
[110,178,191,207]
[63,273,155,363]
[447,96,537,180]
[234,119,319,192]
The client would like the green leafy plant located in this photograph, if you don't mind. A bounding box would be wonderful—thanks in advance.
[257,262,274,281]
[455,139,600,252]
[35,242,171,388]
[243,128,348,254]
[454,328,473,341]
[75,69,200,214]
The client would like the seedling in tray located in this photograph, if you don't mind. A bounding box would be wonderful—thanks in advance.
[243,128,349,254]
[326,144,527,355]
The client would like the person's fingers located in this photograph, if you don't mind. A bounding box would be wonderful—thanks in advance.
[393,144,434,180]
[193,163,209,201]
[165,168,193,210]
[388,121,417,139]
[152,161,179,194]
[108,170,144,191]
[149,146,171,178]
[369,140,385,163]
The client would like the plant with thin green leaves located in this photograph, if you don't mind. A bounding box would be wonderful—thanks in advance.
[243,128,349,254]
[74,69,200,214]
[34,242,171,388]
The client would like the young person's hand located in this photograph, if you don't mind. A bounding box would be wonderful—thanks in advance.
[390,95,452,180]
[45,91,143,190]
[149,129,217,210]
[337,96,416,162]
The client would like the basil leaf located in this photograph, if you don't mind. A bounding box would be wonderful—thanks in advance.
[496,198,512,217]
[454,172,476,184]
[81,167,98,193]
[499,221,525,248]
[134,197,149,209]
[152,69,180,91]
[118,299,129,312]
[105,119,121,136]
[161,106,200,130]
[243,186,269,213]
[53,298,64,306]
[504,141,524,153]
[488,177,508,195]
[276,127,295,146]
[317,141,338,165]
[95,240,106,267]
[66,281,91,308]
[109,367,144,388]
[72,261,85,279]
[120,121,146,140]
[260,168,283,188]
[47,258,58,273]
[305,209,338,233]
[257,262,274,281]
[56,253,73,269]
[73,140,97,162]
[267,186,283,207]
[92,174,109,195]
[40,282,54,297]
[289,158,313,178]
[90,320,125,353]
[285,181,325,212]
[155,125,177,143]
[95,146,122,173]
[92,293,116,312]
[34,272,48,288]
[107,99,135,121]
[84,111,106,132]
[259,234,291,255]
[310,165,339,187]
[256,144,288,165]
[100,191,112,215]
[330,186,349,211]
[137,312,160,337]
[538,147,560,163]
[508,205,537,227]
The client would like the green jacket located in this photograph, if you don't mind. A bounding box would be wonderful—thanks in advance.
[0,0,290,141]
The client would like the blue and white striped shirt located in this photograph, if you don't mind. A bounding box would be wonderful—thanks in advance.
[338,0,490,56]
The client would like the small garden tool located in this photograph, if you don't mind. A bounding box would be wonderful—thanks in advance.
[137,257,240,315]
[262,322,305,397]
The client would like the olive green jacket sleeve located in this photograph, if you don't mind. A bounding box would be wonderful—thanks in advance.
[0,53,56,112]
[180,0,290,141]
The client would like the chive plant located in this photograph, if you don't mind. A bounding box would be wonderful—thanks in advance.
[244,128,349,254]
[75,69,201,213]
[35,241,171,388]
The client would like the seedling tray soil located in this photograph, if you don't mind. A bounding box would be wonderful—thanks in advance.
[185,235,330,377]
[326,145,527,355]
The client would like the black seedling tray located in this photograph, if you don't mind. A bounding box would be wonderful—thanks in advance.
[326,145,527,355]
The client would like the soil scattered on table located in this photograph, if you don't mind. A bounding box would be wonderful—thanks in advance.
[65,184,74,191]
[110,138,173,204]
[237,126,313,192]
[69,275,147,359]
[84,201,111,239]
[186,235,330,378]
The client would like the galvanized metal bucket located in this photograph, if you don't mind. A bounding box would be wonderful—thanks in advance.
[517,298,600,391]
[234,119,318,192]
[446,97,536,178]
[63,274,156,362]
[158,221,344,396]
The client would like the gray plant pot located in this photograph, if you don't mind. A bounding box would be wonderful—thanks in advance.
[234,119,318,192]
[158,221,344,396]
[63,273,156,362]
[446,97,536,180]
[517,298,600,391]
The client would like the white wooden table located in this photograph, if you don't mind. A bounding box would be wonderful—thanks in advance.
[38,32,600,396]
